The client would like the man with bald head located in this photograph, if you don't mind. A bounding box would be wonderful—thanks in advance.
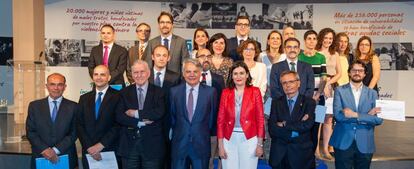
[116,60,167,168]
[282,26,296,43]
[77,65,121,169]
[26,73,78,169]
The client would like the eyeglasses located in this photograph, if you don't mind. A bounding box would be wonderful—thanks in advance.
[159,21,172,25]
[350,69,365,73]
[137,29,150,33]
[243,48,255,52]
[285,46,299,50]
[281,79,298,86]
[196,54,213,59]
[236,23,250,28]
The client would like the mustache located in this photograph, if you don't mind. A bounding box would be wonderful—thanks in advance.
[288,51,297,55]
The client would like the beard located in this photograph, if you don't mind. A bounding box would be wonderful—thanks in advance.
[350,75,363,83]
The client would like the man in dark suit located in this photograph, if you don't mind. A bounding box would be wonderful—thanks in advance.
[195,48,225,169]
[330,61,383,169]
[127,22,151,83]
[116,60,166,169]
[148,44,181,169]
[144,11,190,74]
[170,59,217,169]
[270,37,314,99]
[26,73,78,169]
[77,65,121,169]
[88,24,128,86]
[269,71,316,169]
[227,15,262,61]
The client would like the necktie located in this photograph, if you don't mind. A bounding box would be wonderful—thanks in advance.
[51,100,58,123]
[187,88,194,122]
[139,44,145,60]
[290,62,296,72]
[155,72,162,87]
[95,92,103,120]
[103,45,109,66]
[138,87,144,110]
[239,39,244,46]
[288,99,294,115]
[201,72,207,85]
[163,38,169,49]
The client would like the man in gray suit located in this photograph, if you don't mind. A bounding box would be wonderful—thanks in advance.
[26,73,78,169]
[144,11,190,75]
[127,22,151,84]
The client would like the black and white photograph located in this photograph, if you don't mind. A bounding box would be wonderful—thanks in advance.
[374,43,414,71]
[161,2,212,29]
[262,4,313,30]
[45,39,82,66]
[0,37,13,65]
[212,3,237,29]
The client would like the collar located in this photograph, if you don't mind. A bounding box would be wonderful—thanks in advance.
[350,82,363,92]
[186,83,200,92]
[202,70,211,75]
[96,85,109,95]
[136,81,149,91]
[237,36,248,42]
[286,92,299,101]
[154,67,166,75]
[286,58,298,64]
[48,96,63,103]
[161,34,173,41]
[102,42,114,49]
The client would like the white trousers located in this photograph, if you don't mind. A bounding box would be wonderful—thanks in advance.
[221,132,258,169]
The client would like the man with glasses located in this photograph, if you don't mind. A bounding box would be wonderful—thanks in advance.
[127,22,151,84]
[330,61,383,169]
[270,37,314,99]
[144,11,190,75]
[268,70,316,169]
[227,16,261,61]
[195,48,225,169]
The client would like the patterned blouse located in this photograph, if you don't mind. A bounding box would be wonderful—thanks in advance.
[210,57,233,85]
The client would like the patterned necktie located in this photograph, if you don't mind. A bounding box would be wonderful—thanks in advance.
[95,92,103,120]
[51,100,58,123]
[187,88,194,122]
[201,72,207,85]
[103,45,109,66]
[290,62,296,72]
[138,87,144,110]
[288,99,294,115]
[163,38,169,49]
[139,44,145,60]
[155,72,162,87]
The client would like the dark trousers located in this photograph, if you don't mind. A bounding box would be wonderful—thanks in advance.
[122,138,163,169]
[334,141,373,169]
[172,144,209,169]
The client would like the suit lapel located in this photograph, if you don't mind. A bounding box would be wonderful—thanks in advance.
[54,98,67,126]
[42,98,53,127]
[170,35,177,53]
[192,85,204,122]
[143,85,154,110]
[297,61,303,75]
[97,45,104,64]
[149,69,155,84]
[358,86,368,113]
[87,91,98,124]
[108,44,117,65]
[345,84,358,111]
[128,85,139,109]
[181,84,190,122]
[240,87,249,121]
[291,95,303,120]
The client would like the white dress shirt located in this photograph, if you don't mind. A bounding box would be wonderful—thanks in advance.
[200,70,213,86]
[350,82,363,110]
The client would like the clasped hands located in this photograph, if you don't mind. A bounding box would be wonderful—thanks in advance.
[276,114,309,127]
[41,147,59,164]
[125,109,153,124]
[343,107,381,118]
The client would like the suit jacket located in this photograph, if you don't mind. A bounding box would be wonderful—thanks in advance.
[149,69,181,140]
[144,35,190,74]
[116,83,166,159]
[126,42,147,83]
[268,94,315,169]
[269,60,314,99]
[26,97,78,169]
[170,83,217,159]
[210,72,225,136]
[330,84,383,154]
[217,86,265,140]
[227,37,262,61]
[77,87,120,153]
[88,43,128,85]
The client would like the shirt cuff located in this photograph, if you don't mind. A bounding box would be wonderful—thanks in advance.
[134,110,139,119]
[137,121,146,128]
[52,147,60,155]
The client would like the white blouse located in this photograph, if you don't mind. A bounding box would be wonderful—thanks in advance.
[249,62,267,98]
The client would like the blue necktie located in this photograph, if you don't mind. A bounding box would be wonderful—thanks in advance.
[163,38,169,49]
[95,92,103,120]
[288,99,294,115]
[51,100,58,123]
[155,72,162,87]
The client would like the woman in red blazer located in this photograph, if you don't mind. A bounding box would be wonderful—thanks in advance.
[217,61,265,169]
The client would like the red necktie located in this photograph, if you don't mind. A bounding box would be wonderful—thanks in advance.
[103,45,109,66]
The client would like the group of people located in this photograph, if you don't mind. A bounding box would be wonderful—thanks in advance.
[26,11,384,169]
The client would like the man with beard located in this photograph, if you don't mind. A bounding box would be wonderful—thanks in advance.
[270,37,314,99]
[330,61,383,169]
[144,11,190,75]
[195,48,225,169]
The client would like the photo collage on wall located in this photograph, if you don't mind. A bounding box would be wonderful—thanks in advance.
[0,37,13,66]
[161,3,313,30]
[374,43,414,70]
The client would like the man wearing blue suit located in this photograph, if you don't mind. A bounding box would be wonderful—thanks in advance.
[270,37,314,99]
[170,58,218,169]
[330,60,383,169]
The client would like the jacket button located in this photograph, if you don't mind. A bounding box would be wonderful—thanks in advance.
[245,120,248,123]
[228,122,231,124]
[353,127,356,130]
